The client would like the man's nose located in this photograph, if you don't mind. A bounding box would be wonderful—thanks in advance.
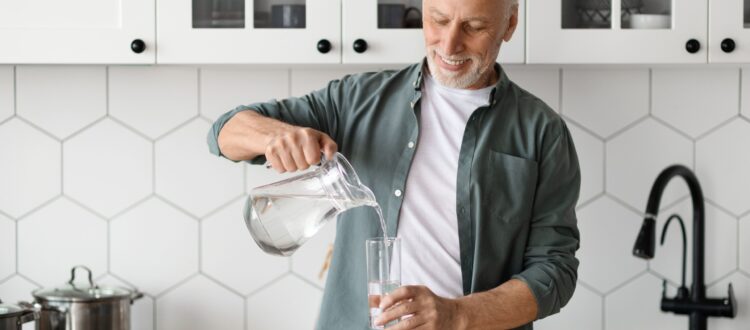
[441,23,464,55]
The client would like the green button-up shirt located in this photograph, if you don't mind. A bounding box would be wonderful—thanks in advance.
[207,61,580,330]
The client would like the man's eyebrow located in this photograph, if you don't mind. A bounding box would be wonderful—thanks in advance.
[427,7,489,23]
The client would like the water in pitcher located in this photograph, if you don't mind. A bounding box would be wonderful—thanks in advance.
[247,189,389,256]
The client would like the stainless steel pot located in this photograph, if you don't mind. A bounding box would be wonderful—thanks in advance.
[0,299,36,330]
[30,266,143,330]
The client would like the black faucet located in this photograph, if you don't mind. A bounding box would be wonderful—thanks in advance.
[632,164,737,330]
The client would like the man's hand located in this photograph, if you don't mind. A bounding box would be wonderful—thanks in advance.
[265,126,337,173]
[375,285,466,330]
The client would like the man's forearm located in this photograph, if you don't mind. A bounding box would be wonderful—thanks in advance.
[455,279,538,329]
[217,110,294,161]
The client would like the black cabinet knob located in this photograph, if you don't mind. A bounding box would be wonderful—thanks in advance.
[317,39,332,54]
[353,39,368,53]
[131,39,146,54]
[721,38,736,53]
[685,39,700,54]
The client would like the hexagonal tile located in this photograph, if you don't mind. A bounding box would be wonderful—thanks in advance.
[741,215,750,275]
[292,217,336,287]
[562,68,649,138]
[111,198,198,295]
[64,119,152,218]
[696,119,750,215]
[606,119,693,211]
[653,68,740,138]
[0,66,12,122]
[156,276,243,330]
[202,198,288,295]
[504,66,560,110]
[109,66,197,139]
[16,66,105,139]
[707,272,750,330]
[650,200,738,287]
[97,274,154,330]
[0,214,15,280]
[0,275,39,304]
[200,68,289,121]
[576,196,646,293]
[568,123,604,206]
[17,198,107,286]
[155,119,243,217]
[247,275,322,330]
[534,283,601,330]
[0,119,60,218]
[606,273,684,330]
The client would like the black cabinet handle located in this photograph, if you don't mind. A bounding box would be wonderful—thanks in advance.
[353,39,368,53]
[685,39,700,54]
[317,39,332,54]
[721,38,735,53]
[131,39,146,54]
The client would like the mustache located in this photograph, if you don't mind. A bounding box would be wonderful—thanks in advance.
[430,48,474,61]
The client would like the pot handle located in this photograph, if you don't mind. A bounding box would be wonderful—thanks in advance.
[17,301,40,323]
[68,265,95,288]
[130,291,144,304]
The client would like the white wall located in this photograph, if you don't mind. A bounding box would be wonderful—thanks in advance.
[0,64,749,330]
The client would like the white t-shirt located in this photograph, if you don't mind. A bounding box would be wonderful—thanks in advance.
[396,73,494,298]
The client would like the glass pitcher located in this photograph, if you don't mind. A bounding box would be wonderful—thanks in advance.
[244,153,376,256]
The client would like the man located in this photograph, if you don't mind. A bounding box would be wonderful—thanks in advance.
[207,0,580,328]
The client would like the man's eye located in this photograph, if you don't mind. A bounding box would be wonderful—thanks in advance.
[433,18,449,25]
[465,24,484,32]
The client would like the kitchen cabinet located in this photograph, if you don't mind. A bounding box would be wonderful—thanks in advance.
[527,0,708,63]
[709,0,750,62]
[0,0,155,64]
[157,0,340,64]
[342,0,525,64]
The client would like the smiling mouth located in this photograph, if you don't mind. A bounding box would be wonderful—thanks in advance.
[435,52,470,70]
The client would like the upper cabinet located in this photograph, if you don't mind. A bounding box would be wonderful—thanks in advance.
[342,0,525,64]
[0,0,155,64]
[527,0,708,63]
[157,0,340,64]
[709,0,750,62]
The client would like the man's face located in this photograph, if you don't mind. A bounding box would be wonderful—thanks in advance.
[423,0,518,90]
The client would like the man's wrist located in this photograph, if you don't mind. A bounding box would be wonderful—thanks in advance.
[454,297,472,330]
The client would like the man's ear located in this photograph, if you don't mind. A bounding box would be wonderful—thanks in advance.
[502,5,519,42]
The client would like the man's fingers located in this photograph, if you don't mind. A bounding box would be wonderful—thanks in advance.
[319,134,338,161]
[383,313,425,330]
[380,286,419,310]
[290,144,309,170]
[376,300,419,328]
[302,136,322,165]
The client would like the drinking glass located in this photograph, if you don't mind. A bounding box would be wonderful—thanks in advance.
[366,237,401,329]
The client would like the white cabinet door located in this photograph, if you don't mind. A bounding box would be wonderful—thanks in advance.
[709,0,750,62]
[528,0,707,63]
[0,0,155,64]
[158,0,340,64]
[342,0,525,64]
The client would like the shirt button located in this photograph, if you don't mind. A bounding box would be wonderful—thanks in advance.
[394,189,402,197]
[407,141,415,149]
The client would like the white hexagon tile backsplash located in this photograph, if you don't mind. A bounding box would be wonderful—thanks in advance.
[0,65,749,330]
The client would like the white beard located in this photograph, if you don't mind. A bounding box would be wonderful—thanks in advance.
[425,47,488,89]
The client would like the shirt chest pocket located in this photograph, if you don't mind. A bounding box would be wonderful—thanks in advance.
[478,151,539,223]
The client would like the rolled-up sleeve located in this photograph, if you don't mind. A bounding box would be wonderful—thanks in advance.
[206,76,349,163]
[511,120,581,320]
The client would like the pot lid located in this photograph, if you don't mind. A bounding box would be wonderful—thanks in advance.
[33,266,133,302]
[0,300,27,319]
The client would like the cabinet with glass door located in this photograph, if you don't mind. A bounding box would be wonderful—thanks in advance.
[709,0,750,62]
[157,0,340,63]
[0,0,155,63]
[527,0,707,63]
[342,0,525,64]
